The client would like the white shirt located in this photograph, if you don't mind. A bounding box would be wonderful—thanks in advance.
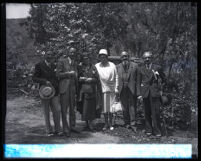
[95,62,118,93]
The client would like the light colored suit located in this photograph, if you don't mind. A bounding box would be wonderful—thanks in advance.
[56,56,78,132]
[116,61,139,125]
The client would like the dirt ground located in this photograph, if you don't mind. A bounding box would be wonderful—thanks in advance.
[5,91,198,156]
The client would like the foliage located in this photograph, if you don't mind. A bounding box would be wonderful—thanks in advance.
[25,2,197,80]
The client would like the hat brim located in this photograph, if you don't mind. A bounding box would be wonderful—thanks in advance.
[39,85,55,100]
[98,53,108,57]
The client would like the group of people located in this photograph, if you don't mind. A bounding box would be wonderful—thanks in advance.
[33,47,163,138]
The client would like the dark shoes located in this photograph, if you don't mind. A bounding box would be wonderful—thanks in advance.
[71,127,81,133]
[54,131,63,136]
[102,125,109,131]
[46,132,54,137]
[63,132,71,137]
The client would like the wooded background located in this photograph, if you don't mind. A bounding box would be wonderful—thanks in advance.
[6,2,197,130]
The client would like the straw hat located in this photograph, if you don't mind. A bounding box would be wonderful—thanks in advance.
[39,85,55,99]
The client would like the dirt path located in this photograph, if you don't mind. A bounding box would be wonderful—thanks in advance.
[5,94,198,156]
[5,95,120,144]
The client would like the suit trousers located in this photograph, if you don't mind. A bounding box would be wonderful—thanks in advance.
[143,93,161,135]
[120,86,137,125]
[41,96,61,134]
[60,88,76,133]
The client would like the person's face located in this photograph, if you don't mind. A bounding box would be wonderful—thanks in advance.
[121,55,129,65]
[144,56,152,64]
[83,57,90,65]
[99,55,108,64]
[69,51,76,60]
[45,55,54,63]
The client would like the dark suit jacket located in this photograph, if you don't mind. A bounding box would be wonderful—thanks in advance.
[137,63,162,98]
[32,60,59,95]
[116,61,139,95]
[56,56,78,94]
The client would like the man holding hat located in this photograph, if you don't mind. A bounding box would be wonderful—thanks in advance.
[33,50,61,136]
[56,47,79,137]
[137,51,163,137]
[95,49,119,131]
[116,51,139,131]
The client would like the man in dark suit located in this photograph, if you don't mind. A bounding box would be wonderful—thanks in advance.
[32,51,61,136]
[116,51,139,130]
[56,47,79,137]
[137,51,163,137]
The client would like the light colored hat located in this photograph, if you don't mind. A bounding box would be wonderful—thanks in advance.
[143,51,153,58]
[98,49,108,56]
[39,85,55,100]
[121,51,129,57]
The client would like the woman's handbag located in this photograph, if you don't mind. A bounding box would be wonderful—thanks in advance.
[111,101,122,113]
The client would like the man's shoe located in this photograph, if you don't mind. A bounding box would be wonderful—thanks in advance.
[146,132,152,136]
[63,132,71,137]
[156,133,162,137]
[46,132,54,137]
[130,126,137,133]
[102,125,108,131]
[126,124,131,129]
[71,128,80,133]
[109,126,114,131]
[54,131,63,136]
[130,121,136,126]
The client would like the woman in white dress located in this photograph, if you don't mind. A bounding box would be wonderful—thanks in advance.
[95,49,119,130]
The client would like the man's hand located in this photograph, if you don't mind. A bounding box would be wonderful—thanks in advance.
[46,81,52,86]
[69,71,76,75]
[159,91,163,96]
[85,78,93,82]
[115,91,120,102]
[137,96,143,103]
[79,77,86,81]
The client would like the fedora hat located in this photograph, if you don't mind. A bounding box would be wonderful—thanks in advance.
[161,93,172,106]
[39,85,55,99]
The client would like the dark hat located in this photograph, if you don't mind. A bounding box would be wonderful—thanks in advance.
[39,85,55,100]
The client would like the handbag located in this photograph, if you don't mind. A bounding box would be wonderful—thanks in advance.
[111,101,122,113]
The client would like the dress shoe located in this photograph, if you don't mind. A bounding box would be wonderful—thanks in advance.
[63,132,71,137]
[71,128,80,133]
[102,124,109,131]
[46,132,54,137]
[125,124,131,129]
[130,121,136,126]
[83,126,91,131]
[109,126,114,131]
[130,126,137,133]
[155,133,162,137]
[146,132,152,136]
[54,131,63,136]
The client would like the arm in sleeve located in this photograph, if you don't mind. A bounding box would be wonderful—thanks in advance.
[136,66,142,96]
[114,65,119,93]
[56,60,73,79]
[32,64,47,84]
